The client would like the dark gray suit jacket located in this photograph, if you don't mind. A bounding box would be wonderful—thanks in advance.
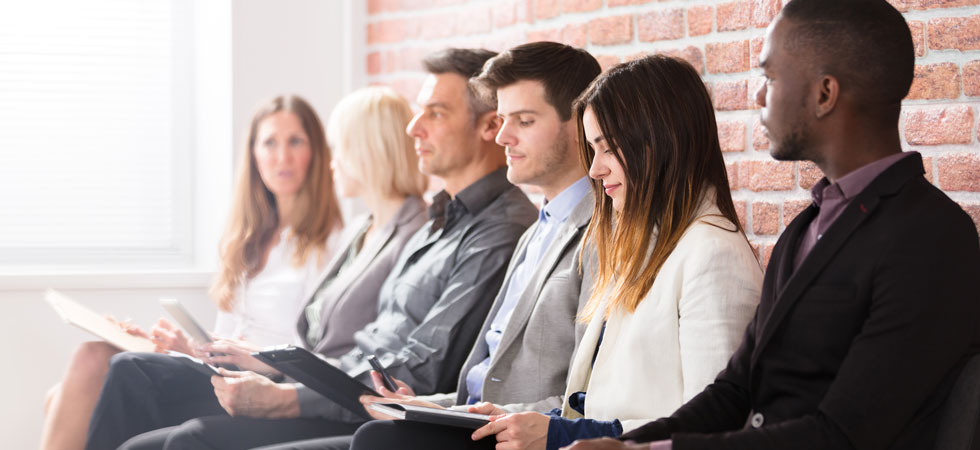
[296,197,427,358]
[422,192,595,412]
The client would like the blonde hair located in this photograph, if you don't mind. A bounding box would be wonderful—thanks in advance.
[327,86,427,199]
[210,95,343,312]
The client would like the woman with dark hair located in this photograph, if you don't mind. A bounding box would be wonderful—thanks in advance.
[40,95,343,450]
[460,55,763,450]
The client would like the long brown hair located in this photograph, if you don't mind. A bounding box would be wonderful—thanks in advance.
[576,55,744,322]
[210,95,343,312]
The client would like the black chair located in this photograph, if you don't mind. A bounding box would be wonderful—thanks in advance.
[935,354,980,450]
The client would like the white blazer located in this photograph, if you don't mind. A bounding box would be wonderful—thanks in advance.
[560,204,763,433]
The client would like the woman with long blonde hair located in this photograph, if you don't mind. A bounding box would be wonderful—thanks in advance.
[40,95,342,450]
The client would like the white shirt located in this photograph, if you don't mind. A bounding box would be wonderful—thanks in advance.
[212,228,336,346]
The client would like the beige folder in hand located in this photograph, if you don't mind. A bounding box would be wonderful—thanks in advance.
[45,289,156,353]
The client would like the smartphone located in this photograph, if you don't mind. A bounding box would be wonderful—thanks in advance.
[159,298,213,344]
[367,355,398,392]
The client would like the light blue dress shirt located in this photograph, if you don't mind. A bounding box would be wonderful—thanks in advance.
[465,177,591,403]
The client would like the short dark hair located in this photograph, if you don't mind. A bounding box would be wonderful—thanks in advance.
[422,48,498,118]
[474,41,601,121]
[780,0,914,121]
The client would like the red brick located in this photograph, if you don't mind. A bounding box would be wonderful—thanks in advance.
[907,63,961,100]
[735,200,748,228]
[596,54,622,72]
[367,52,382,75]
[718,120,747,152]
[750,36,764,68]
[589,15,634,46]
[563,23,588,48]
[938,153,980,191]
[536,0,561,20]
[886,0,911,12]
[528,27,562,43]
[494,0,518,29]
[960,203,980,235]
[740,160,794,191]
[367,19,417,45]
[401,0,466,9]
[368,0,399,15]
[419,13,459,39]
[928,16,980,51]
[387,47,429,73]
[912,0,980,9]
[964,60,980,97]
[389,78,425,105]
[661,46,705,74]
[638,9,685,42]
[707,40,750,74]
[909,21,926,57]
[518,0,532,23]
[784,199,812,224]
[752,118,770,150]
[463,6,493,35]
[717,1,751,32]
[481,30,525,52]
[688,6,713,36]
[710,80,748,111]
[752,242,775,268]
[564,0,602,13]
[609,0,652,6]
[798,161,824,189]
[904,106,975,145]
[727,161,739,190]
[922,155,934,183]
[752,202,780,235]
[751,0,780,28]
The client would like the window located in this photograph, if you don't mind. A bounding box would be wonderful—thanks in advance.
[0,0,195,271]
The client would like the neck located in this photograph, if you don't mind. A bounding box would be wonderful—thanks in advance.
[442,142,507,197]
[275,194,296,227]
[540,169,587,202]
[815,127,903,183]
[364,192,407,232]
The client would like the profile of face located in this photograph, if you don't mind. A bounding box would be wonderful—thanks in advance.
[495,80,576,195]
[329,156,363,198]
[582,106,627,212]
[253,111,313,198]
[406,73,480,178]
[756,18,814,162]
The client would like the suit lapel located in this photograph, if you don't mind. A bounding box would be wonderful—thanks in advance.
[751,155,923,365]
[491,195,593,364]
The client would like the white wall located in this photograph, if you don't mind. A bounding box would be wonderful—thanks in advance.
[0,1,358,448]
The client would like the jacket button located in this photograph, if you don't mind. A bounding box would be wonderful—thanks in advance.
[750,412,765,428]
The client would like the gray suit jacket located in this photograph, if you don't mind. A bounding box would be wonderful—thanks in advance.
[422,192,594,412]
[296,197,427,358]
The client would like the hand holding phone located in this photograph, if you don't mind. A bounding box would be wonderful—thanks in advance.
[367,355,398,393]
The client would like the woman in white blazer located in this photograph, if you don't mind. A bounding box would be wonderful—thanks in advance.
[469,55,763,450]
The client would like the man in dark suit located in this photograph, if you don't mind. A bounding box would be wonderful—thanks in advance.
[565,0,980,449]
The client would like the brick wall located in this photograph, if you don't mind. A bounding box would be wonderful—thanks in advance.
[364,0,980,267]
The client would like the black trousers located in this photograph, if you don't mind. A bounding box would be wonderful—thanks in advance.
[118,417,360,450]
[349,420,496,450]
[85,352,227,450]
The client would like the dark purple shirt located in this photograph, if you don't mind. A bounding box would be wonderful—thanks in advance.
[793,151,917,270]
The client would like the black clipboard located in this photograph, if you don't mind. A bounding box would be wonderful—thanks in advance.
[252,346,378,419]
[368,403,490,429]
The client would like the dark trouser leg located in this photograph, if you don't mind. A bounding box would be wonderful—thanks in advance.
[349,420,496,450]
[251,435,353,450]
[85,352,226,450]
[121,415,363,450]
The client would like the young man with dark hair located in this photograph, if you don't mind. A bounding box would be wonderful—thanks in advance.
[565,1,980,449]
[84,48,539,450]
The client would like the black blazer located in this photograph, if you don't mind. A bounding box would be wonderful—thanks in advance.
[622,153,980,450]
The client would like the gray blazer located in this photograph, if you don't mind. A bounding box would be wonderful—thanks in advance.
[422,192,595,412]
[296,196,427,358]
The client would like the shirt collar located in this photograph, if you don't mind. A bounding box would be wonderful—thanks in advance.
[809,152,915,207]
[428,167,512,231]
[539,177,591,224]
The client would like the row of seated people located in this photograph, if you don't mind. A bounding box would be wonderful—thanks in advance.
[41,1,980,449]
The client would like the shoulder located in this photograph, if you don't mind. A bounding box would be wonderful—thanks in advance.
[479,184,538,226]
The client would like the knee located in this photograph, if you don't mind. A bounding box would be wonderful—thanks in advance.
[69,341,118,380]
[350,420,397,449]
[161,419,211,450]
